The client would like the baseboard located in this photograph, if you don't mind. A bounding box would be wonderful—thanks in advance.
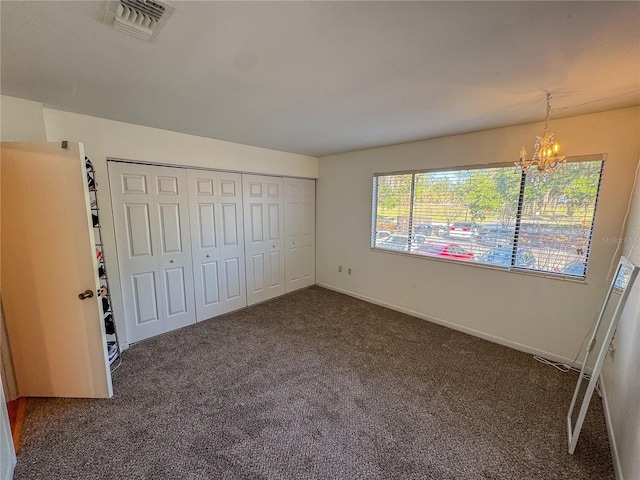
[316,282,576,366]
[599,376,623,480]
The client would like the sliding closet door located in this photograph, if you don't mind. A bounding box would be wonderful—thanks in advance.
[109,162,195,343]
[243,175,285,305]
[187,170,246,321]
[284,178,316,292]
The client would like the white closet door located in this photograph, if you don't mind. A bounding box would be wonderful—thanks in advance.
[284,178,316,293]
[187,170,246,321]
[109,162,195,343]
[243,174,285,305]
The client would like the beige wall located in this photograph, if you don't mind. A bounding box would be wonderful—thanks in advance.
[317,106,639,363]
[0,95,46,142]
[602,153,640,480]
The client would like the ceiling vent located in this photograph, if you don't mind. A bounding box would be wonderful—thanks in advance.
[102,0,174,42]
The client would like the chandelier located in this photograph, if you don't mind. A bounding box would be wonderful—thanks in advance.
[515,93,566,175]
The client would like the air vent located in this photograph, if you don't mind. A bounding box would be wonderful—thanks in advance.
[102,0,174,42]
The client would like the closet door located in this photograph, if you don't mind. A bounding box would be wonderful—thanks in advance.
[109,162,195,343]
[1,142,112,398]
[187,170,246,321]
[242,175,285,305]
[284,178,316,292]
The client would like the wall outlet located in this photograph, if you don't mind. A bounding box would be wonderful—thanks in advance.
[338,266,342,273]
[348,268,352,275]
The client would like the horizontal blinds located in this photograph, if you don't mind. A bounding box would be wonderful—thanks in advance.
[372,160,604,278]
[374,174,412,251]
[515,161,603,276]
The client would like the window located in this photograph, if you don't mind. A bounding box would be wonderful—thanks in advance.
[372,158,604,278]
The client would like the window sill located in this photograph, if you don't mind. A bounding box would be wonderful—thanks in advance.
[370,247,588,284]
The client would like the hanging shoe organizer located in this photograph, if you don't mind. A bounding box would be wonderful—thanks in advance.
[86,158,122,372]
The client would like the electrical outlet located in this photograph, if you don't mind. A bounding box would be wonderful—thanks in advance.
[348,268,352,275]
[338,266,342,273]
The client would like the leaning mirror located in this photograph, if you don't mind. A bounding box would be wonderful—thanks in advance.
[567,256,639,454]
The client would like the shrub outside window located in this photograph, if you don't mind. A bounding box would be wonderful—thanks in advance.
[372,158,604,278]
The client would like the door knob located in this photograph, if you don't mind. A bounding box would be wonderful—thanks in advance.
[170,259,175,263]
[206,254,211,258]
[78,290,94,300]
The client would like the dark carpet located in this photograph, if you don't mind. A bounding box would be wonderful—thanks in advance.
[15,286,614,479]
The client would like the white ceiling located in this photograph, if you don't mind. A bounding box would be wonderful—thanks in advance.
[1,1,639,157]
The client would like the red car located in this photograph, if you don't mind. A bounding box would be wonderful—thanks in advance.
[416,243,475,260]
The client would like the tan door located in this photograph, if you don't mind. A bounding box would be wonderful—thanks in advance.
[1,142,112,398]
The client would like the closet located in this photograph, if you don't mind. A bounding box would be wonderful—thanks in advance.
[284,178,316,293]
[242,174,286,305]
[186,170,246,320]
[1,142,112,398]
[109,164,315,344]
[109,162,196,344]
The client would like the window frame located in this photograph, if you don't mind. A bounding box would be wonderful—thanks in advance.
[371,154,605,280]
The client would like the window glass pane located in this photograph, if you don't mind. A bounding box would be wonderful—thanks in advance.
[372,159,603,278]
[412,168,521,266]
[374,174,412,251]
[517,161,602,275]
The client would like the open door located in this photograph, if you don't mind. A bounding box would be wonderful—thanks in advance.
[1,142,112,398]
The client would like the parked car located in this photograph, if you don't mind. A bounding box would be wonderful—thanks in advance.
[375,230,391,241]
[379,233,428,252]
[448,222,483,240]
[562,261,586,277]
[479,247,536,269]
[414,224,433,236]
[416,243,475,261]
[478,229,514,247]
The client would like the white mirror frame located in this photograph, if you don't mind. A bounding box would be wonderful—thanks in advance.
[567,256,639,454]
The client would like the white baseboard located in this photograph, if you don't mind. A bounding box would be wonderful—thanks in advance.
[316,282,576,366]
[599,376,623,480]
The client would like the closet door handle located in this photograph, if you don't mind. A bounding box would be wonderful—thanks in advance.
[78,290,94,300]
[170,259,175,263]
[206,254,211,258]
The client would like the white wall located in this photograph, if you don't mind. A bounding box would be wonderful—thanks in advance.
[601,154,640,480]
[317,106,639,364]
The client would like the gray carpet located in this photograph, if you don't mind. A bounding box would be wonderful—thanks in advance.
[15,286,613,479]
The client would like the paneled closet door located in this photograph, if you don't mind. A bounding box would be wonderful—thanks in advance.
[284,178,316,293]
[242,174,285,305]
[187,170,246,321]
[109,162,196,343]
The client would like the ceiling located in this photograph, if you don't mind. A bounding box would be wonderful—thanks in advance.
[2,1,639,157]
